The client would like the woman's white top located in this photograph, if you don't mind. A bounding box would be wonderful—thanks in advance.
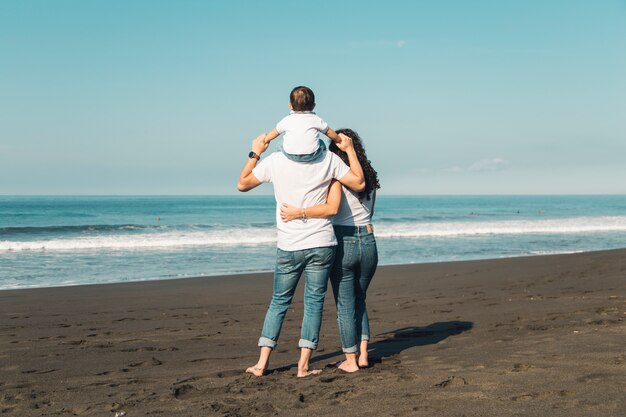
[332,187,374,226]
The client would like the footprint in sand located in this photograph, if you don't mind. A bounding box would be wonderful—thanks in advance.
[61,339,86,346]
[127,357,163,367]
[113,317,137,322]
[172,384,202,400]
[211,369,243,378]
[511,363,532,372]
[511,392,539,401]
[380,356,402,365]
[434,376,468,388]
[21,368,56,375]
[577,372,615,383]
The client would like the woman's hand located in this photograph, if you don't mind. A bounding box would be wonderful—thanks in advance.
[335,133,354,152]
[280,203,303,222]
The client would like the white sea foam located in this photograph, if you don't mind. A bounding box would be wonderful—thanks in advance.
[2,216,626,253]
[375,216,626,239]
[0,228,277,252]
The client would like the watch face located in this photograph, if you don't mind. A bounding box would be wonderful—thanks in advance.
[249,151,256,158]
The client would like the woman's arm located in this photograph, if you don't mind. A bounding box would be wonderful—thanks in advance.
[280,180,342,222]
[335,133,365,192]
[370,189,377,219]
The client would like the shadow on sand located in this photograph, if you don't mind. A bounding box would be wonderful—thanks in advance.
[365,320,474,365]
[272,321,473,373]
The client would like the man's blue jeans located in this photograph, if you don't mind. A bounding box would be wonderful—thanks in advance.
[258,246,336,350]
[330,225,378,352]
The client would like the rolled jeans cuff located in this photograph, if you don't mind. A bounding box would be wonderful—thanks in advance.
[342,344,358,354]
[361,335,370,341]
[258,336,276,349]
[298,338,317,350]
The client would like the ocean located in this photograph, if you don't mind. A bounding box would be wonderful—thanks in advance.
[1,195,626,290]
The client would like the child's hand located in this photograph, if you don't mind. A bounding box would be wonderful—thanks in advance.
[262,128,280,144]
[336,133,354,152]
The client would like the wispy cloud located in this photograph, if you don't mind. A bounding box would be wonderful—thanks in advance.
[444,158,510,174]
[348,40,407,49]
[469,158,509,172]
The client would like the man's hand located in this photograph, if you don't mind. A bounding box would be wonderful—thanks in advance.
[335,133,354,152]
[252,134,269,156]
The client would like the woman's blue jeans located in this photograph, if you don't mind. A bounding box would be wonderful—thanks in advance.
[258,246,336,350]
[331,225,378,353]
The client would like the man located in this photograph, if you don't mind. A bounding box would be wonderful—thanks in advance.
[238,133,364,377]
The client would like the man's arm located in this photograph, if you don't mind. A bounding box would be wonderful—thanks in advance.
[335,133,365,192]
[280,180,342,222]
[237,134,268,192]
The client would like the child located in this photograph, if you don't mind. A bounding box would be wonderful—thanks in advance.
[262,86,341,162]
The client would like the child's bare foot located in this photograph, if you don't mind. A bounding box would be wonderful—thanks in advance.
[245,365,266,377]
[338,360,359,373]
[297,368,322,378]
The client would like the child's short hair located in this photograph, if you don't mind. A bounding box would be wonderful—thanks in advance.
[290,86,316,111]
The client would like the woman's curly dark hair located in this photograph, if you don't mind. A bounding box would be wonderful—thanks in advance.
[329,128,380,201]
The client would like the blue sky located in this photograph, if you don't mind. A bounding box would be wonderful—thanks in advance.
[1,0,625,195]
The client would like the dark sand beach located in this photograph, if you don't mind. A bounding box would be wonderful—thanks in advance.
[1,249,625,416]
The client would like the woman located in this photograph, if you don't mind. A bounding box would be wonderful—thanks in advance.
[281,128,380,370]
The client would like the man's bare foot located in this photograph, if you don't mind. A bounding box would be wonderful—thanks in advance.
[297,368,322,378]
[245,365,266,377]
[338,360,359,373]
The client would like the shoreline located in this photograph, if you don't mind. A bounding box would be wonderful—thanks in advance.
[0,247,616,292]
[1,249,625,416]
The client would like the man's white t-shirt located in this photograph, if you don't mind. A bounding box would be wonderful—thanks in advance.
[333,188,374,226]
[276,111,329,155]
[252,151,350,251]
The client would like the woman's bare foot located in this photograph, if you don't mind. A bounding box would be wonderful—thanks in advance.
[245,365,266,377]
[297,368,322,378]
[358,351,369,368]
[359,340,369,367]
[338,360,359,373]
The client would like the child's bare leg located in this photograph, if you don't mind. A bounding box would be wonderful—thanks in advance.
[358,340,369,367]
[338,352,359,373]
[297,348,321,378]
[245,346,272,377]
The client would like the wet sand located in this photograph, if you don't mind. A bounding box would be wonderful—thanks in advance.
[1,249,625,416]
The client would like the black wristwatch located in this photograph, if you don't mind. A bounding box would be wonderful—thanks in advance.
[248,151,260,160]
